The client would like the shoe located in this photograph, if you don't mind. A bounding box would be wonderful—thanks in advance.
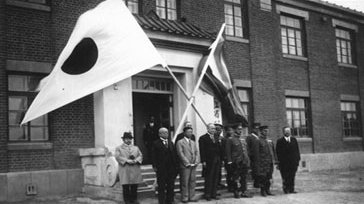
[216,193,221,196]
[181,200,188,203]
[233,191,240,199]
[283,188,289,194]
[241,192,253,198]
[290,191,298,194]
[189,199,198,202]
[266,190,274,196]
[211,196,220,200]
[260,188,267,197]
[204,196,211,201]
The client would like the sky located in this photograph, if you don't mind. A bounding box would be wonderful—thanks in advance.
[325,0,364,13]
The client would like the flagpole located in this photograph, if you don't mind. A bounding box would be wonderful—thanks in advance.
[172,23,226,142]
[164,65,207,126]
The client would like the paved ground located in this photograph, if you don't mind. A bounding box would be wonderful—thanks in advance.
[6,168,364,204]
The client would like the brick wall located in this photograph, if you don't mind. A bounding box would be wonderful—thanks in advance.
[2,0,96,172]
[51,95,95,169]
[248,0,286,141]
[6,6,52,62]
[0,0,8,173]
[7,150,53,172]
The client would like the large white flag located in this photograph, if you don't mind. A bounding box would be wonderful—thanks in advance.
[21,0,166,125]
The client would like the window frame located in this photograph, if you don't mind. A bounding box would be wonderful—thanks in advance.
[335,27,356,65]
[224,0,246,38]
[280,14,306,57]
[123,0,140,14]
[156,0,178,20]
[341,101,362,138]
[7,71,50,142]
[285,97,311,138]
[237,88,254,134]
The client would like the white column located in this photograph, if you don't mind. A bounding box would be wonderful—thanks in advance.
[93,77,133,149]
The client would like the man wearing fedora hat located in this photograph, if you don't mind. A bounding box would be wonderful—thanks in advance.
[115,132,143,204]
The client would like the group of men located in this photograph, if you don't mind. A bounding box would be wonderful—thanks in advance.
[150,121,301,204]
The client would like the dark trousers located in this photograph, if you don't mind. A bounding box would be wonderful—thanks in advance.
[231,162,248,192]
[257,174,271,191]
[280,166,297,193]
[224,163,234,191]
[122,184,138,203]
[157,171,176,204]
[204,158,220,198]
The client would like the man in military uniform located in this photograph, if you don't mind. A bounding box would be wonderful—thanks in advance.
[254,125,277,196]
[245,122,261,188]
[225,123,253,198]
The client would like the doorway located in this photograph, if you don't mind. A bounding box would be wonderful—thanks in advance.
[132,92,173,164]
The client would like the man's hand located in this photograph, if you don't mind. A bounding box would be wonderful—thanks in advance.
[276,165,280,170]
[202,162,206,167]
[227,162,233,165]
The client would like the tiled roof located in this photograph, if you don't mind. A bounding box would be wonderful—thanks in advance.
[306,0,364,17]
[134,15,215,40]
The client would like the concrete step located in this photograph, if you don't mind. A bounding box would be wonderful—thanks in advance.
[138,165,230,195]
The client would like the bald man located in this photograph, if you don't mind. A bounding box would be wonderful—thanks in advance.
[199,123,223,201]
[152,128,178,204]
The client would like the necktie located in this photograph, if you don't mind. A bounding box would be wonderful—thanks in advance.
[164,140,168,148]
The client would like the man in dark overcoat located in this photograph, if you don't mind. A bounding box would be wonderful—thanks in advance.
[276,126,301,194]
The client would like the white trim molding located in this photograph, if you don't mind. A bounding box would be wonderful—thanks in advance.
[285,89,310,97]
[276,4,309,20]
[234,79,252,88]
[332,19,358,32]
[6,60,53,73]
[340,94,360,102]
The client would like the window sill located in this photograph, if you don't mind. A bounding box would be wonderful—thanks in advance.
[296,137,312,142]
[338,63,357,69]
[7,142,53,150]
[226,36,249,44]
[343,137,362,142]
[6,0,51,12]
[283,54,308,61]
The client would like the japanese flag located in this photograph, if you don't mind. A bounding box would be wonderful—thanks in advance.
[21,0,167,125]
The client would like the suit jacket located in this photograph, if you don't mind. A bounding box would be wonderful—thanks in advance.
[176,138,200,168]
[115,144,143,185]
[225,135,250,166]
[175,132,196,143]
[152,138,178,175]
[276,136,301,169]
[198,133,222,164]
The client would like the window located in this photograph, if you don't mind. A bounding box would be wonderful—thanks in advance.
[341,101,361,137]
[336,28,355,65]
[123,0,139,14]
[224,0,244,38]
[8,74,49,141]
[286,97,310,137]
[260,0,272,11]
[237,89,252,136]
[156,0,177,20]
[281,15,305,56]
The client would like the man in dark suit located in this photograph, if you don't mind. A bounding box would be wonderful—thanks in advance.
[199,123,222,201]
[152,127,178,204]
[245,122,261,188]
[276,126,301,194]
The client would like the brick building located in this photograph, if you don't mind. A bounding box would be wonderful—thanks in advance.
[1,0,364,201]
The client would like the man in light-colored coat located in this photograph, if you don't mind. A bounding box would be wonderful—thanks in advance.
[115,132,143,204]
[176,127,200,203]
